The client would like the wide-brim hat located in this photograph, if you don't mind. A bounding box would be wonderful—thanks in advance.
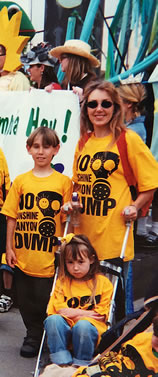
[21,42,57,68]
[50,39,100,68]
[28,56,55,67]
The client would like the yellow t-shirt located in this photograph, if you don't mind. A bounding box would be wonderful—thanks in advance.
[0,148,10,209]
[72,332,158,377]
[47,273,113,343]
[72,130,158,261]
[122,332,158,373]
[2,169,73,277]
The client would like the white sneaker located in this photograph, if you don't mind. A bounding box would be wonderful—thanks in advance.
[0,294,13,312]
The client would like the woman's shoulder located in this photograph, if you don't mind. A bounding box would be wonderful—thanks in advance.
[124,128,145,143]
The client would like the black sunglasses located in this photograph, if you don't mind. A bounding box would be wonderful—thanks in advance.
[86,100,113,109]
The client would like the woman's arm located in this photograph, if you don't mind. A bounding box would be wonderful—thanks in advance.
[6,217,17,268]
[122,189,155,221]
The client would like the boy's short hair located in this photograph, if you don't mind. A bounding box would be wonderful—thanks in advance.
[26,126,60,148]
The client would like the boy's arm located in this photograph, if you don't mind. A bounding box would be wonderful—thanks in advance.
[6,217,17,268]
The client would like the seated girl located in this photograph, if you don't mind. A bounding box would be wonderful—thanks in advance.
[44,234,113,367]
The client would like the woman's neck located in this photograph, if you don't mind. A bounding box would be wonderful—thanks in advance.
[94,127,111,138]
[125,110,140,123]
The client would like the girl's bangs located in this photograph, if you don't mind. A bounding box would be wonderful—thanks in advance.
[65,243,89,260]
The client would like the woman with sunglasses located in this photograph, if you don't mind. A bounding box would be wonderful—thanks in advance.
[68,79,158,285]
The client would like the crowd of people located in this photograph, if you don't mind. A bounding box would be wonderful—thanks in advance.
[0,17,158,376]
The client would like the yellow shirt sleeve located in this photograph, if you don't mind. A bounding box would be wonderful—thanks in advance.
[1,175,21,218]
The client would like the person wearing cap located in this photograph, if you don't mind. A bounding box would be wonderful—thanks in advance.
[49,39,100,92]
[21,42,61,90]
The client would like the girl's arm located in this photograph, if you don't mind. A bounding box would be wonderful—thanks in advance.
[58,308,105,322]
[6,217,17,268]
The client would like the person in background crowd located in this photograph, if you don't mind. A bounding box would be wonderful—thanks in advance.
[47,39,100,97]
[0,38,30,311]
[21,42,61,90]
[117,82,150,245]
[118,82,147,142]
[118,81,158,248]
[0,148,11,312]
[0,44,30,91]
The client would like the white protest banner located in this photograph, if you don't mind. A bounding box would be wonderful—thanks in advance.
[0,90,80,180]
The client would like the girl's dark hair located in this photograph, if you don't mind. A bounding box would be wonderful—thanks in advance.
[61,54,97,89]
[33,65,58,89]
[80,79,125,145]
[59,234,100,281]
[59,234,100,302]
[26,126,60,148]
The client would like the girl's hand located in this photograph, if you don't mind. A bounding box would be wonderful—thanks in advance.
[58,308,105,322]
[122,205,138,221]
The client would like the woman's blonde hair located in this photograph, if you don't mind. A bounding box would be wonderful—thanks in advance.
[118,83,147,116]
[80,79,125,146]
[61,54,96,89]
[26,126,60,148]
[59,234,100,304]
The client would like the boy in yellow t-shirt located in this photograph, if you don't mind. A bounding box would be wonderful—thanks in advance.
[2,126,73,358]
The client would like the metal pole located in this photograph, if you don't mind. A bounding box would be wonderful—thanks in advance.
[80,0,101,42]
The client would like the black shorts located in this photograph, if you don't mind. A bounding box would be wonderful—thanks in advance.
[0,213,7,255]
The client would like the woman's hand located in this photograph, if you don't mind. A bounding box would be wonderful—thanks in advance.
[72,86,83,104]
[45,83,54,93]
[122,205,138,221]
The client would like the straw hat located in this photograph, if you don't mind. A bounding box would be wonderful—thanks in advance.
[50,39,100,68]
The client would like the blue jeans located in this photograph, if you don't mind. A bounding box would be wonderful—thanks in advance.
[44,314,98,366]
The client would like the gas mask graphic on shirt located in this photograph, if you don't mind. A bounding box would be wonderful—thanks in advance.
[36,191,62,237]
[90,151,120,201]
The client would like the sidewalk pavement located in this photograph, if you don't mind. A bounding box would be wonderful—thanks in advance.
[0,297,145,377]
[0,307,36,377]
